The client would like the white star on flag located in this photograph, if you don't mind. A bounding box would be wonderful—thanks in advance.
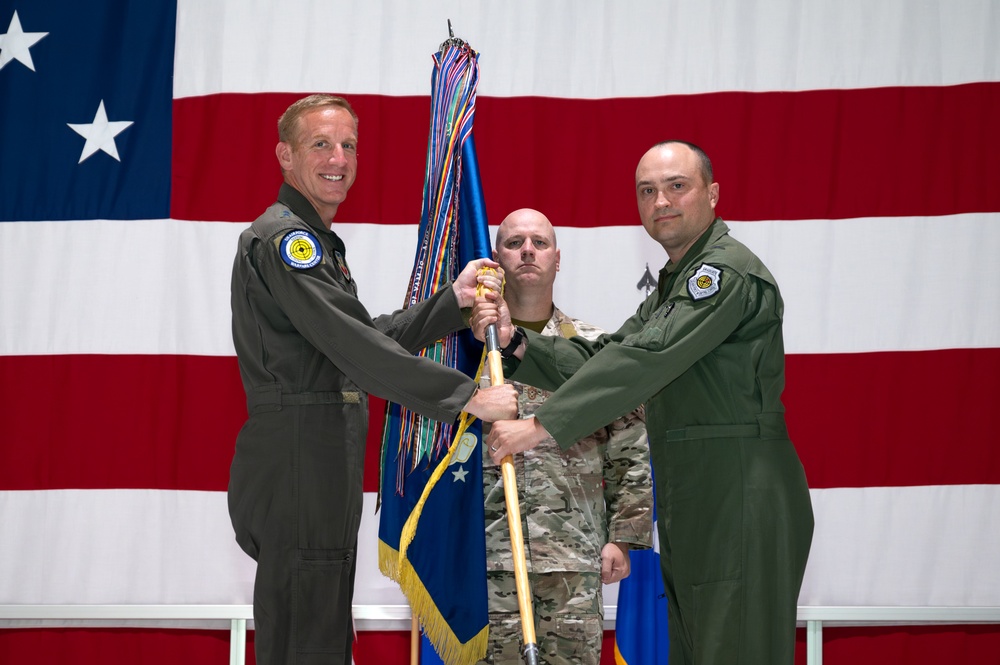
[67,100,134,163]
[451,465,468,483]
[0,10,48,71]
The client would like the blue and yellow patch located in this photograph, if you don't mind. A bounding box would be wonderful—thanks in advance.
[279,229,322,269]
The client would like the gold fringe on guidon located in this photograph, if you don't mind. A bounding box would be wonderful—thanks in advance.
[378,536,489,665]
[378,322,492,665]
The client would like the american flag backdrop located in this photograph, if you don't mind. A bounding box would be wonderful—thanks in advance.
[1,1,999,664]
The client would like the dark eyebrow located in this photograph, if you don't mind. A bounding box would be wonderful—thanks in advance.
[637,175,688,188]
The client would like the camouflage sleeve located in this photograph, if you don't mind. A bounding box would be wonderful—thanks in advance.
[602,405,654,549]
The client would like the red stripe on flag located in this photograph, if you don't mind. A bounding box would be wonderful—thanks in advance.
[786,348,1000,489]
[813,625,1000,664]
[3,624,1000,665]
[0,355,246,492]
[0,628,432,665]
[172,84,1000,225]
[2,349,998,491]
[171,93,430,224]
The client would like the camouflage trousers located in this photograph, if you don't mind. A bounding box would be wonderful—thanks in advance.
[475,570,604,665]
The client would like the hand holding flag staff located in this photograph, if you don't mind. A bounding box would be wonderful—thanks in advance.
[377,23,538,665]
[481,271,541,665]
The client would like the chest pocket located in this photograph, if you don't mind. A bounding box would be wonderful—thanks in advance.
[621,301,675,350]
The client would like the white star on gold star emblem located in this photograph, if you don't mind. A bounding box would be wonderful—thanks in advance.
[451,465,469,483]
[67,100,134,163]
[0,11,48,72]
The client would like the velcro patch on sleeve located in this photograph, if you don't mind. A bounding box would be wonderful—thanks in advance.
[687,263,722,300]
[278,229,322,270]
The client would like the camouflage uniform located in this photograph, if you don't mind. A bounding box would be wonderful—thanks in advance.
[477,307,653,665]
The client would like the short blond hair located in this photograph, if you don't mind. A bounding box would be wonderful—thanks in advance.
[277,94,358,144]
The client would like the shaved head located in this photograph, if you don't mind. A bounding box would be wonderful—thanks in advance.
[493,208,560,320]
[495,208,557,250]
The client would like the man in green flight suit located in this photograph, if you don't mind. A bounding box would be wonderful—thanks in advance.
[228,94,517,665]
[473,141,814,664]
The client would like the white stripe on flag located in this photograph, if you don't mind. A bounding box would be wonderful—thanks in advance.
[4,487,998,622]
[3,214,998,356]
[174,0,1000,98]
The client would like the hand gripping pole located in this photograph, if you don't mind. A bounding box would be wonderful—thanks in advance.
[480,268,540,665]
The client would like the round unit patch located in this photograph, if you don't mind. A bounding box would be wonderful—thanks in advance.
[279,230,322,269]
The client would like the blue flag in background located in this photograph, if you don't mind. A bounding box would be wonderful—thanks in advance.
[614,477,669,665]
[377,41,492,665]
[0,0,174,222]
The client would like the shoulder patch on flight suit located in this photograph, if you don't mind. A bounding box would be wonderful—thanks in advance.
[278,229,322,269]
[687,263,722,300]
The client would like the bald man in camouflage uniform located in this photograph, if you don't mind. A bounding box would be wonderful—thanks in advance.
[477,209,653,665]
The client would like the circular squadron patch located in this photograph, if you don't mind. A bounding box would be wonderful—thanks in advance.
[687,263,722,300]
[279,230,322,269]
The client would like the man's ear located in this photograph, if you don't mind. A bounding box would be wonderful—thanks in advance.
[276,142,293,170]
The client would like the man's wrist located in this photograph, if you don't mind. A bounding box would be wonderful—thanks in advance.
[500,326,525,359]
[452,280,470,309]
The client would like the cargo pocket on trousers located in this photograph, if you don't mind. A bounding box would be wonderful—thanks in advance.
[295,548,353,661]
[550,615,602,665]
[692,579,742,663]
[486,614,524,663]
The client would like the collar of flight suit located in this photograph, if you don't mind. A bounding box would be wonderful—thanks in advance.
[276,182,348,255]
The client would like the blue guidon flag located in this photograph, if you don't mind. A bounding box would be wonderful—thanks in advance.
[377,37,493,665]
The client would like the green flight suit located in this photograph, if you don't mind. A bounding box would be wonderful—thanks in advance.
[229,184,476,665]
[509,218,814,665]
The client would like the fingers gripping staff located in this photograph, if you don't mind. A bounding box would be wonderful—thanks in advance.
[397,268,538,665]
[479,268,540,665]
